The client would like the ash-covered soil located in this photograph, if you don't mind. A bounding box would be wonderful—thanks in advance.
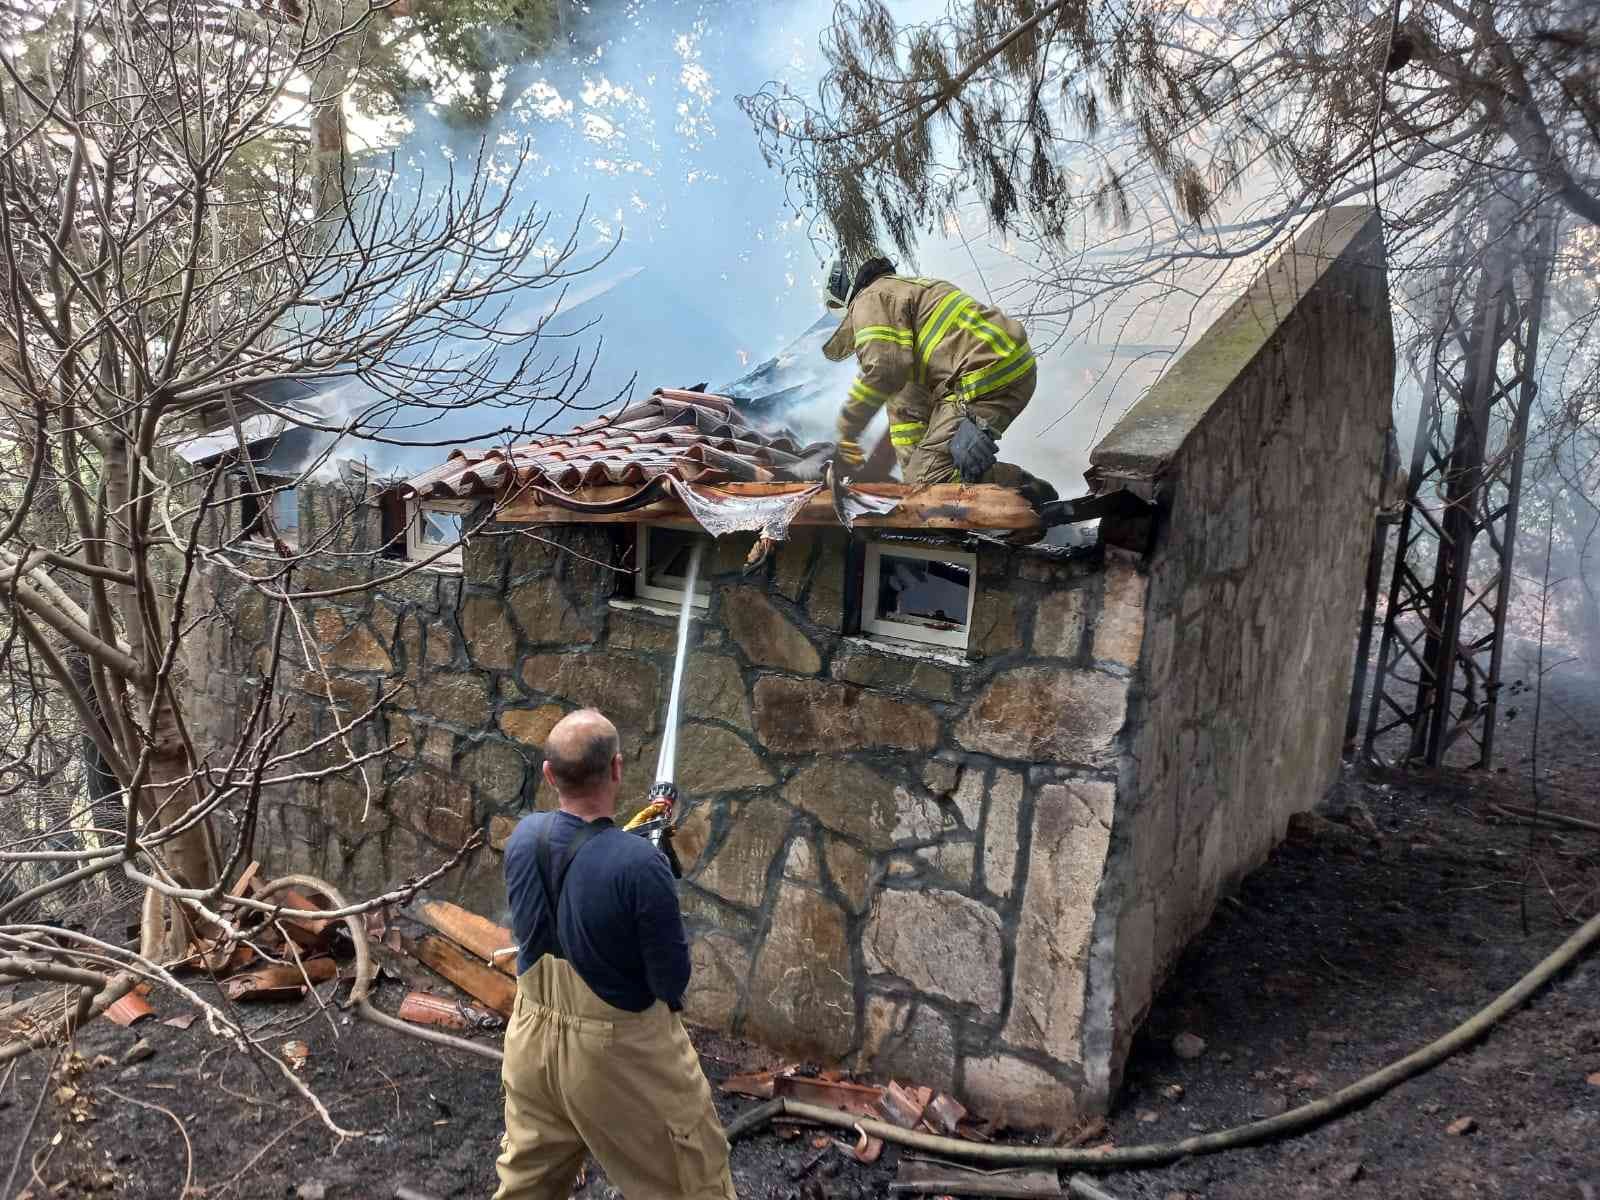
[3,671,1597,1200]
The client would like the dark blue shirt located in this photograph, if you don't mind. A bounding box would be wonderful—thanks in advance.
[504,810,691,1012]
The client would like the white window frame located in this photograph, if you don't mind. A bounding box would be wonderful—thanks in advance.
[241,473,299,548]
[862,541,978,650]
[636,523,711,609]
[407,499,469,568]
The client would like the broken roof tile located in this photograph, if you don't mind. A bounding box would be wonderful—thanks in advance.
[403,389,825,502]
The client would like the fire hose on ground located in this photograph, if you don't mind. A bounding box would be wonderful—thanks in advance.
[725,903,1600,1169]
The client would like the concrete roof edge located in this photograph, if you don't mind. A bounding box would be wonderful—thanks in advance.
[1086,206,1385,481]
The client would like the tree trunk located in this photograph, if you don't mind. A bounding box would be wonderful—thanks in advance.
[139,691,216,891]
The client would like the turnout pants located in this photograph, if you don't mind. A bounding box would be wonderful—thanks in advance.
[494,957,736,1200]
[903,367,1038,487]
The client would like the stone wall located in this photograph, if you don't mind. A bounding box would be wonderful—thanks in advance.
[1083,207,1394,1090]
[186,495,1136,1124]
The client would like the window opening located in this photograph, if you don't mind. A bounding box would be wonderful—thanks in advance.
[407,500,467,567]
[636,524,711,608]
[862,542,976,649]
[239,474,298,547]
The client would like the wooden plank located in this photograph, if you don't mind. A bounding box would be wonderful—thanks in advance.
[495,483,1042,533]
[402,933,517,1017]
[415,900,516,977]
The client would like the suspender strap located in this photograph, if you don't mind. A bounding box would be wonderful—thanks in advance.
[534,816,610,961]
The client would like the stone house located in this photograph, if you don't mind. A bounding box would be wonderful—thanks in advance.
[185,207,1393,1125]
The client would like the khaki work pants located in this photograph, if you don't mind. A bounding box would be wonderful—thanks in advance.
[904,367,1038,487]
[494,957,736,1200]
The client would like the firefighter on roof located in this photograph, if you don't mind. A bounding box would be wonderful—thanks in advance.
[815,254,1054,504]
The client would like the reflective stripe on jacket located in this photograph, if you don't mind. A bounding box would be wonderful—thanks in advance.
[832,275,1033,446]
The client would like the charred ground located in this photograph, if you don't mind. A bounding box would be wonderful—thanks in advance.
[3,671,1597,1200]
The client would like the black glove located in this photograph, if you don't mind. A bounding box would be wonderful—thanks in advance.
[787,445,836,482]
[950,415,999,482]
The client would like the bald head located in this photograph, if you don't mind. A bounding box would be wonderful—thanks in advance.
[543,708,622,801]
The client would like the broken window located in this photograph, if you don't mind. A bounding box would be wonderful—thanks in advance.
[408,500,467,568]
[636,524,711,608]
[862,542,976,650]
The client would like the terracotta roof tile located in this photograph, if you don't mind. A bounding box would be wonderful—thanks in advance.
[404,389,826,501]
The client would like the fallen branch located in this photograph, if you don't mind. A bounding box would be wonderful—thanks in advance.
[0,972,139,1064]
[1492,803,1600,836]
[728,904,1600,1167]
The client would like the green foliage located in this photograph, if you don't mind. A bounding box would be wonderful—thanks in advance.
[744,0,1600,262]
[357,0,562,126]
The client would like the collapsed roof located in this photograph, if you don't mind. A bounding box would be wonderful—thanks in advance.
[401,389,1045,543]
[403,388,827,501]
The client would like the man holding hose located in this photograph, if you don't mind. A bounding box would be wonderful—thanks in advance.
[495,708,734,1199]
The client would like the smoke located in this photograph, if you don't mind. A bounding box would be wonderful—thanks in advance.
[322,0,849,475]
[281,0,1348,500]
[292,0,1177,494]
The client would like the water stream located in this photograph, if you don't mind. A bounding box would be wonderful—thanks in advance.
[653,541,704,787]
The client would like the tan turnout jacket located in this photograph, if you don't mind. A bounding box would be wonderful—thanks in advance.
[824,274,1035,457]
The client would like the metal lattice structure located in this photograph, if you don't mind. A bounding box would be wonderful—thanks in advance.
[1362,202,1556,768]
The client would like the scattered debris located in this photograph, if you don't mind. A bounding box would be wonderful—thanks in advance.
[890,1156,1062,1196]
[228,860,262,898]
[1065,1175,1126,1200]
[221,958,337,1002]
[1065,1116,1107,1147]
[788,1143,833,1181]
[1172,1032,1207,1059]
[163,1012,199,1031]
[1287,811,1368,850]
[1446,1116,1477,1136]
[90,1054,114,1070]
[414,900,517,976]
[104,992,155,1028]
[1587,1071,1600,1088]
[122,1038,155,1066]
[1161,1083,1185,1101]
[877,1080,932,1129]
[282,1040,311,1071]
[401,934,516,1017]
[720,1069,779,1099]
[925,1092,967,1135]
[773,1073,885,1117]
[848,1128,883,1164]
[294,1181,328,1200]
[1333,797,1382,841]
[397,990,505,1033]
[272,887,336,949]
